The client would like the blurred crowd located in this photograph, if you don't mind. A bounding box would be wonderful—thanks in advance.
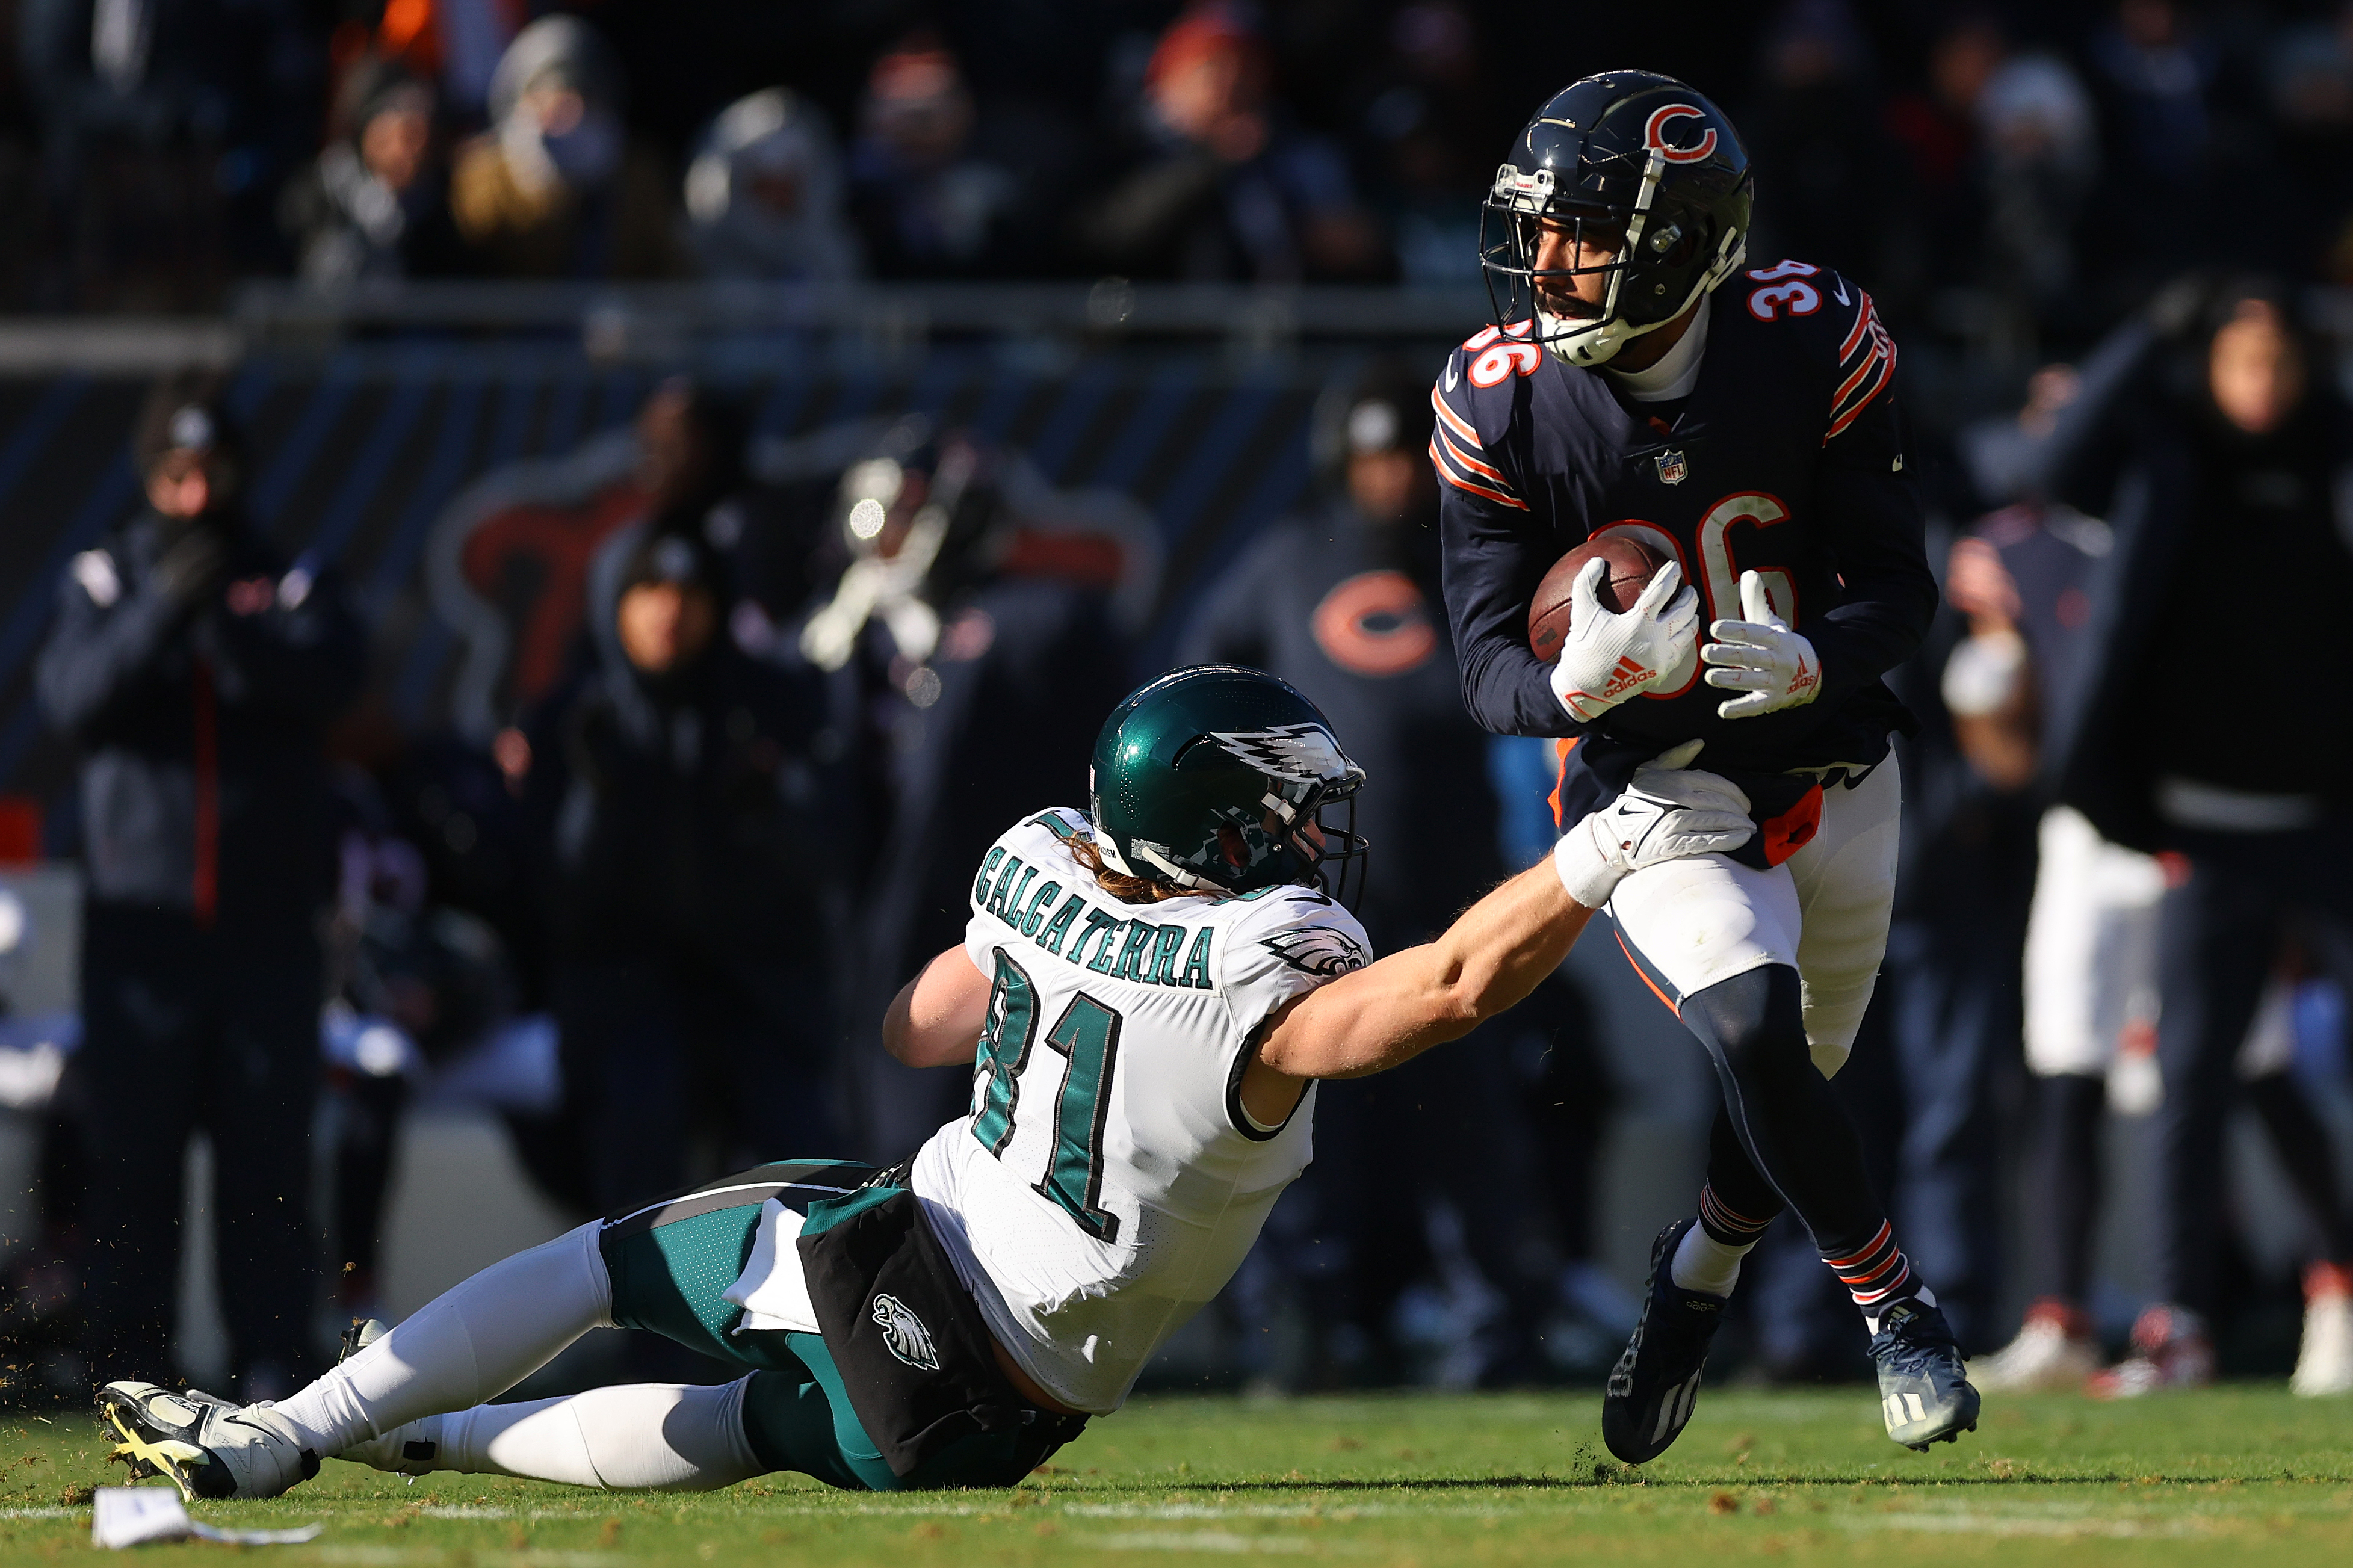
[2,0,2352,1407]
[2,0,2353,335]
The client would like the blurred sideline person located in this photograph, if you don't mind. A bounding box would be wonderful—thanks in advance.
[2039,277,2353,1396]
[1946,354,2353,1396]
[36,374,365,1396]
[279,54,465,285]
[1176,362,1595,1382]
[845,34,1071,279]
[1074,3,1387,283]
[685,89,861,283]
[522,523,839,1216]
[448,17,680,279]
[796,428,1131,1161]
[95,667,1752,1500]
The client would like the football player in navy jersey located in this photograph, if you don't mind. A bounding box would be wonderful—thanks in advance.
[1432,71,1965,1458]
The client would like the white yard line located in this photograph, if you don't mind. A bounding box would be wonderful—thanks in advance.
[1090,1532,1319,1553]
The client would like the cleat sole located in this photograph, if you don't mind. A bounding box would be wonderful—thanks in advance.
[97,1392,217,1503]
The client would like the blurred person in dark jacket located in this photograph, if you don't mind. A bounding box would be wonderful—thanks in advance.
[1354,2,1493,286]
[279,53,465,286]
[797,425,1132,1159]
[524,523,839,1214]
[2039,277,2353,1396]
[1740,0,1896,288]
[1072,2,1387,283]
[1175,362,1601,1384]
[36,373,365,1395]
[1944,366,2353,1398]
[844,33,1072,279]
[2083,0,2225,300]
[447,16,679,280]
[684,87,861,283]
[17,0,328,302]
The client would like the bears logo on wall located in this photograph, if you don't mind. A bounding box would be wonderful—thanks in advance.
[1311,570,1438,678]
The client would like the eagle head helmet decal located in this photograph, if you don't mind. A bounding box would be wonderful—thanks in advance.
[1207,722,1352,785]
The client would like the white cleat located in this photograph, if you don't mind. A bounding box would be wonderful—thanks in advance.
[97,1381,319,1501]
[1968,1303,2102,1393]
[2292,1276,2353,1397]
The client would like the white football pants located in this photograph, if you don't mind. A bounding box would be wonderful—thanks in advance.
[270,1222,764,1491]
[2022,804,2294,1082]
[1605,754,1902,1078]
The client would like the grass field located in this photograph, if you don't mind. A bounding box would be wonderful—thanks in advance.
[1,1386,2349,1564]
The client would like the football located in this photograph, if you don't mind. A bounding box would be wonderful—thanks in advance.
[1527,532,1670,661]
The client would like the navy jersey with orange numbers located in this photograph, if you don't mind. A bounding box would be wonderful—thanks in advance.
[1432,261,1938,821]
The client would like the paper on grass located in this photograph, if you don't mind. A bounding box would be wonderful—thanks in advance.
[92,1487,323,1548]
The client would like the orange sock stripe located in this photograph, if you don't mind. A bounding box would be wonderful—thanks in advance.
[1698,1185,1773,1242]
[1820,1223,1894,1271]
[1840,1252,1908,1291]
[1848,1261,1915,1306]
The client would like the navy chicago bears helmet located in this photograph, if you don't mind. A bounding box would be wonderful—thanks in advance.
[1480,70,1752,368]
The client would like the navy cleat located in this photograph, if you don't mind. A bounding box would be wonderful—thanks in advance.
[1602,1218,1728,1464]
[1871,1297,1982,1450]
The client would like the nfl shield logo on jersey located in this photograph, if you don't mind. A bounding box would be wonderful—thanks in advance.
[871,1294,942,1371]
[1654,449,1689,486]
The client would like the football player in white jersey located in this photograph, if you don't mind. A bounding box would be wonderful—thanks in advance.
[97,665,1751,1501]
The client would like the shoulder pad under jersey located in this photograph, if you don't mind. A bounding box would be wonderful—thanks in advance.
[1430,321,1544,513]
[1727,260,1897,445]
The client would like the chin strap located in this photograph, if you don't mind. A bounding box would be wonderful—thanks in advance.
[1548,170,1747,369]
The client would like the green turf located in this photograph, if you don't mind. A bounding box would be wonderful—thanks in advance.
[3,1387,2351,1565]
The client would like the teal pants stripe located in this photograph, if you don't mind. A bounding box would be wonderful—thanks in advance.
[596,1161,1052,1492]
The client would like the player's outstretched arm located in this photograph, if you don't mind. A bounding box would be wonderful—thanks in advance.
[1252,856,1592,1087]
[1247,745,1752,1096]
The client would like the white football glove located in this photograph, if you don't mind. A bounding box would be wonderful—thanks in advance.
[1548,557,1701,723]
[1553,740,1755,908]
[1702,570,1822,720]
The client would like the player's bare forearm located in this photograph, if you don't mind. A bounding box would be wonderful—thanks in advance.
[1255,860,1592,1081]
[882,946,991,1067]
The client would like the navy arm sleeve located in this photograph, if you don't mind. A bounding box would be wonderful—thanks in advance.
[34,560,185,738]
[1429,353,1576,739]
[1808,396,1937,703]
[1803,292,1937,701]
[1437,481,1575,737]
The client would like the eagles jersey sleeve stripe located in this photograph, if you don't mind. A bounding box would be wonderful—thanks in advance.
[1825,287,1897,445]
[915,809,1373,1413]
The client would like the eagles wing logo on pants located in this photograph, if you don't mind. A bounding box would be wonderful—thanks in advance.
[871,1293,942,1371]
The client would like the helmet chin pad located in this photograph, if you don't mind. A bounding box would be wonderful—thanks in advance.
[1544,231,1746,368]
